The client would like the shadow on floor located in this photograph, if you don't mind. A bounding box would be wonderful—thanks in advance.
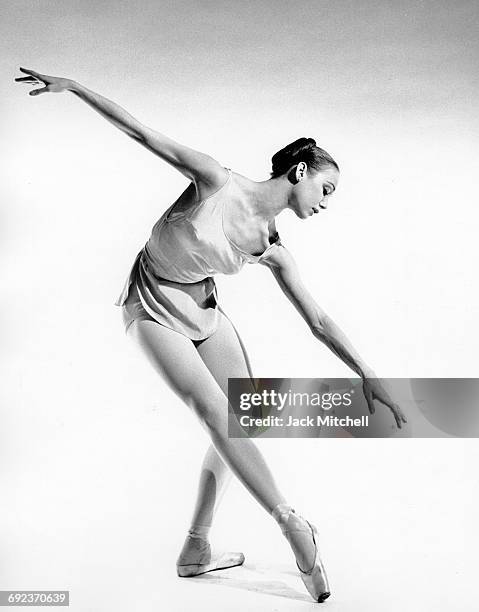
[178,561,315,603]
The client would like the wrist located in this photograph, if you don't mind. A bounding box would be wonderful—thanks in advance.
[66,79,81,93]
[359,365,376,379]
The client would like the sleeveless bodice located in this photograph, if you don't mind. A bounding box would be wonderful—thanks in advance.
[114,168,283,326]
[143,168,282,283]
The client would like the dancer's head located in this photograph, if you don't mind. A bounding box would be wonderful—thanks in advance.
[271,138,339,219]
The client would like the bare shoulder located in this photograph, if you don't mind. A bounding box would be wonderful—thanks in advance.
[229,169,268,200]
[259,241,297,272]
[138,122,228,187]
[194,164,231,201]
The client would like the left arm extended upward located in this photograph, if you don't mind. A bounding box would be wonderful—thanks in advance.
[14,67,227,188]
[261,246,407,428]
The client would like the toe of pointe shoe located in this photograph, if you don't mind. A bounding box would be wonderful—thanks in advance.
[176,551,245,577]
[296,522,331,603]
[298,560,331,603]
[277,512,330,602]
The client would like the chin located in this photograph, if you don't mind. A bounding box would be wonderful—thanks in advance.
[294,208,310,220]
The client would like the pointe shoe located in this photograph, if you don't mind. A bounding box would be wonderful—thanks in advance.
[273,507,330,603]
[176,535,245,577]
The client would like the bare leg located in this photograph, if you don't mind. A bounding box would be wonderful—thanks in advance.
[126,316,321,591]
[126,317,286,514]
[186,308,258,537]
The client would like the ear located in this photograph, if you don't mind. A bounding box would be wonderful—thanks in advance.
[295,162,307,182]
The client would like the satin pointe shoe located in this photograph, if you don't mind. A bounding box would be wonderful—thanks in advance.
[272,505,330,603]
[176,534,245,577]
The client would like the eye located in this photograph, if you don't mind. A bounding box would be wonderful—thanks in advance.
[322,187,329,197]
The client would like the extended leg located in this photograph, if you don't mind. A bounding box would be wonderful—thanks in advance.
[126,317,286,513]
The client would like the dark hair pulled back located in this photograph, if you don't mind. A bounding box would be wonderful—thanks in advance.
[270,137,339,178]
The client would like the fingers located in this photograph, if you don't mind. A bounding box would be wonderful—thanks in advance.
[363,387,375,415]
[393,410,402,429]
[29,87,48,96]
[371,387,407,429]
[16,69,46,96]
[367,383,407,429]
[388,402,407,429]
[15,76,38,83]
[397,405,408,424]
[19,67,41,78]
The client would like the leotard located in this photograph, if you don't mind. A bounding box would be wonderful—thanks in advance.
[115,168,283,339]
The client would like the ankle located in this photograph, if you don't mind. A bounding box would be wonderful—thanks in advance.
[271,503,296,525]
[188,523,211,541]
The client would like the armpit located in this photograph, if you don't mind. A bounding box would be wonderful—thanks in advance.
[256,233,284,265]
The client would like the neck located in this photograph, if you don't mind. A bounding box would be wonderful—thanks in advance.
[248,175,291,222]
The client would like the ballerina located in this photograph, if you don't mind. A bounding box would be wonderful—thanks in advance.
[16,67,407,603]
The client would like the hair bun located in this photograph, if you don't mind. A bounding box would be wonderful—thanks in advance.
[270,137,338,178]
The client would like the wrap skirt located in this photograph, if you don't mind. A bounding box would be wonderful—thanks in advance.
[115,249,220,341]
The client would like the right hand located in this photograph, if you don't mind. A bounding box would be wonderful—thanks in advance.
[15,67,73,96]
[361,375,408,429]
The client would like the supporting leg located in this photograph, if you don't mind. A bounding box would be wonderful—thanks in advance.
[185,307,258,538]
[186,444,231,540]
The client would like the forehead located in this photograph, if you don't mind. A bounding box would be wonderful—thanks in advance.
[312,166,339,187]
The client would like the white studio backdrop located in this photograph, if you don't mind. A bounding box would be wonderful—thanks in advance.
[1,1,478,610]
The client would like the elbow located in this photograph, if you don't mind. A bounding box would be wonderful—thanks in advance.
[130,127,146,143]
[129,123,150,143]
[310,323,326,339]
[310,314,330,339]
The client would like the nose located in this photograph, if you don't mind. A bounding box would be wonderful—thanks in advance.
[320,194,330,209]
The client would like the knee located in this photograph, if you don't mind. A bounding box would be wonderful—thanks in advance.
[190,397,226,437]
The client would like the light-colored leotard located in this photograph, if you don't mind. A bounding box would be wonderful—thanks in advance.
[115,168,283,339]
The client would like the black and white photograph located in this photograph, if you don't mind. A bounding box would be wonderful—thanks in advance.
[2,1,478,610]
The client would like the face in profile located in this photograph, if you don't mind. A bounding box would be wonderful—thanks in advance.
[290,165,339,219]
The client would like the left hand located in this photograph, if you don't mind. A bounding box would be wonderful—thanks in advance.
[15,67,73,96]
[362,376,408,429]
